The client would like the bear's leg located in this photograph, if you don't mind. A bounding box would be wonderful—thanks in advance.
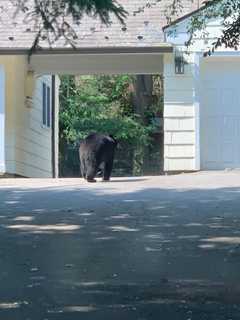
[103,157,114,181]
[80,157,86,179]
[86,164,97,183]
[79,147,87,179]
[96,163,104,177]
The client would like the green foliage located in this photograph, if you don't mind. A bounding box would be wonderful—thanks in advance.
[180,0,240,54]
[59,75,156,148]
[162,0,240,54]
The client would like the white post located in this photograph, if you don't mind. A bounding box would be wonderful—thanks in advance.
[0,66,5,174]
[193,53,201,171]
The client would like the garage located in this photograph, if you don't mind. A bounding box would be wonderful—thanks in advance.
[200,58,240,170]
[163,6,240,173]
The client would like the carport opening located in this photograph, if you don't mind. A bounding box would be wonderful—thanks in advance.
[59,74,164,178]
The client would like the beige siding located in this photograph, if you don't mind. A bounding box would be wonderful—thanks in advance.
[15,73,53,178]
[4,55,57,178]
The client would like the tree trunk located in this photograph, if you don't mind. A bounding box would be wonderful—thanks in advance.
[131,75,154,174]
[131,75,154,120]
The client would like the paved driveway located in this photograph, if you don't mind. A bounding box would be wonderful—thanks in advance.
[1,172,240,319]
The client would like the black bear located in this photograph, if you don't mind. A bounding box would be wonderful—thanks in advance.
[79,133,118,182]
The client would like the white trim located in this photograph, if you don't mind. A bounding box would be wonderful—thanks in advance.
[30,53,164,75]
[0,65,5,173]
[42,81,51,129]
[202,51,240,57]
[0,163,5,173]
[193,53,201,170]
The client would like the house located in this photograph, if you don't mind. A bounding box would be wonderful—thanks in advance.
[0,56,59,178]
[0,0,202,178]
[0,0,237,177]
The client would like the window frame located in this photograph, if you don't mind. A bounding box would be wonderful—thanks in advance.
[42,81,51,129]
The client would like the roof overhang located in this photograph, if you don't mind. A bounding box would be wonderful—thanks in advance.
[27,46,172,75]
[0,44,173,56]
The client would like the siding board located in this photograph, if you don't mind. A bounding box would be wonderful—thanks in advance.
[166,145,195,158]
[164,53,196,171]
[165,118,195,131]
[4,56,54,177]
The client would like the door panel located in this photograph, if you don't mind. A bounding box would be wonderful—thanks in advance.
[200,59,240,169]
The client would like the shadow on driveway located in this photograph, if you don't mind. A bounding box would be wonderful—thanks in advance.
[0,179,240,319]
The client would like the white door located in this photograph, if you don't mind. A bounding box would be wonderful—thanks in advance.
[200,58,240,170]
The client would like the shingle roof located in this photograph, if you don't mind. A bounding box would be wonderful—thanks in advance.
[163,0,214,30]
[0,0,205,52]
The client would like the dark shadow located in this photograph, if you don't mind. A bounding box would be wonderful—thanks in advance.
[1,180,240,319]
[101,178,148,183]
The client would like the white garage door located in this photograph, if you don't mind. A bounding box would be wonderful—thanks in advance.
[201,59,240,169]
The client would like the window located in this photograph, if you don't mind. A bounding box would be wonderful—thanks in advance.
[42,82,51,127]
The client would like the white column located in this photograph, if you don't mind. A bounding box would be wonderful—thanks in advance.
[0,66,5,173]
[193,53,201,171]
[54,75,60,178]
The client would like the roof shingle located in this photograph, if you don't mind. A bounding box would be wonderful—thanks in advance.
[0,0,206,51]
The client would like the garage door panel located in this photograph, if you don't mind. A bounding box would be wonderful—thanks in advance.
[202,117,220,163]
[221,90,236,115]
[205,142,219,162]
[223,117,236,138]
[202,89,220,116]
[221,142,234,163]
[202,116,221,139]
[201,60,240,169]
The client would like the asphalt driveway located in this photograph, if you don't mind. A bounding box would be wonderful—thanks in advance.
[1,172,240,319]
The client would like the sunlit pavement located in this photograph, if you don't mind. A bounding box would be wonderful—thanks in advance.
[1,172,240,319]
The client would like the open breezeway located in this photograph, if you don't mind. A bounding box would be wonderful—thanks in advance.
[1,172,240,319]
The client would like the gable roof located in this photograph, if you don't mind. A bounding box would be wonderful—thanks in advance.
[163,0,211,31]
[0,0,204,53]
